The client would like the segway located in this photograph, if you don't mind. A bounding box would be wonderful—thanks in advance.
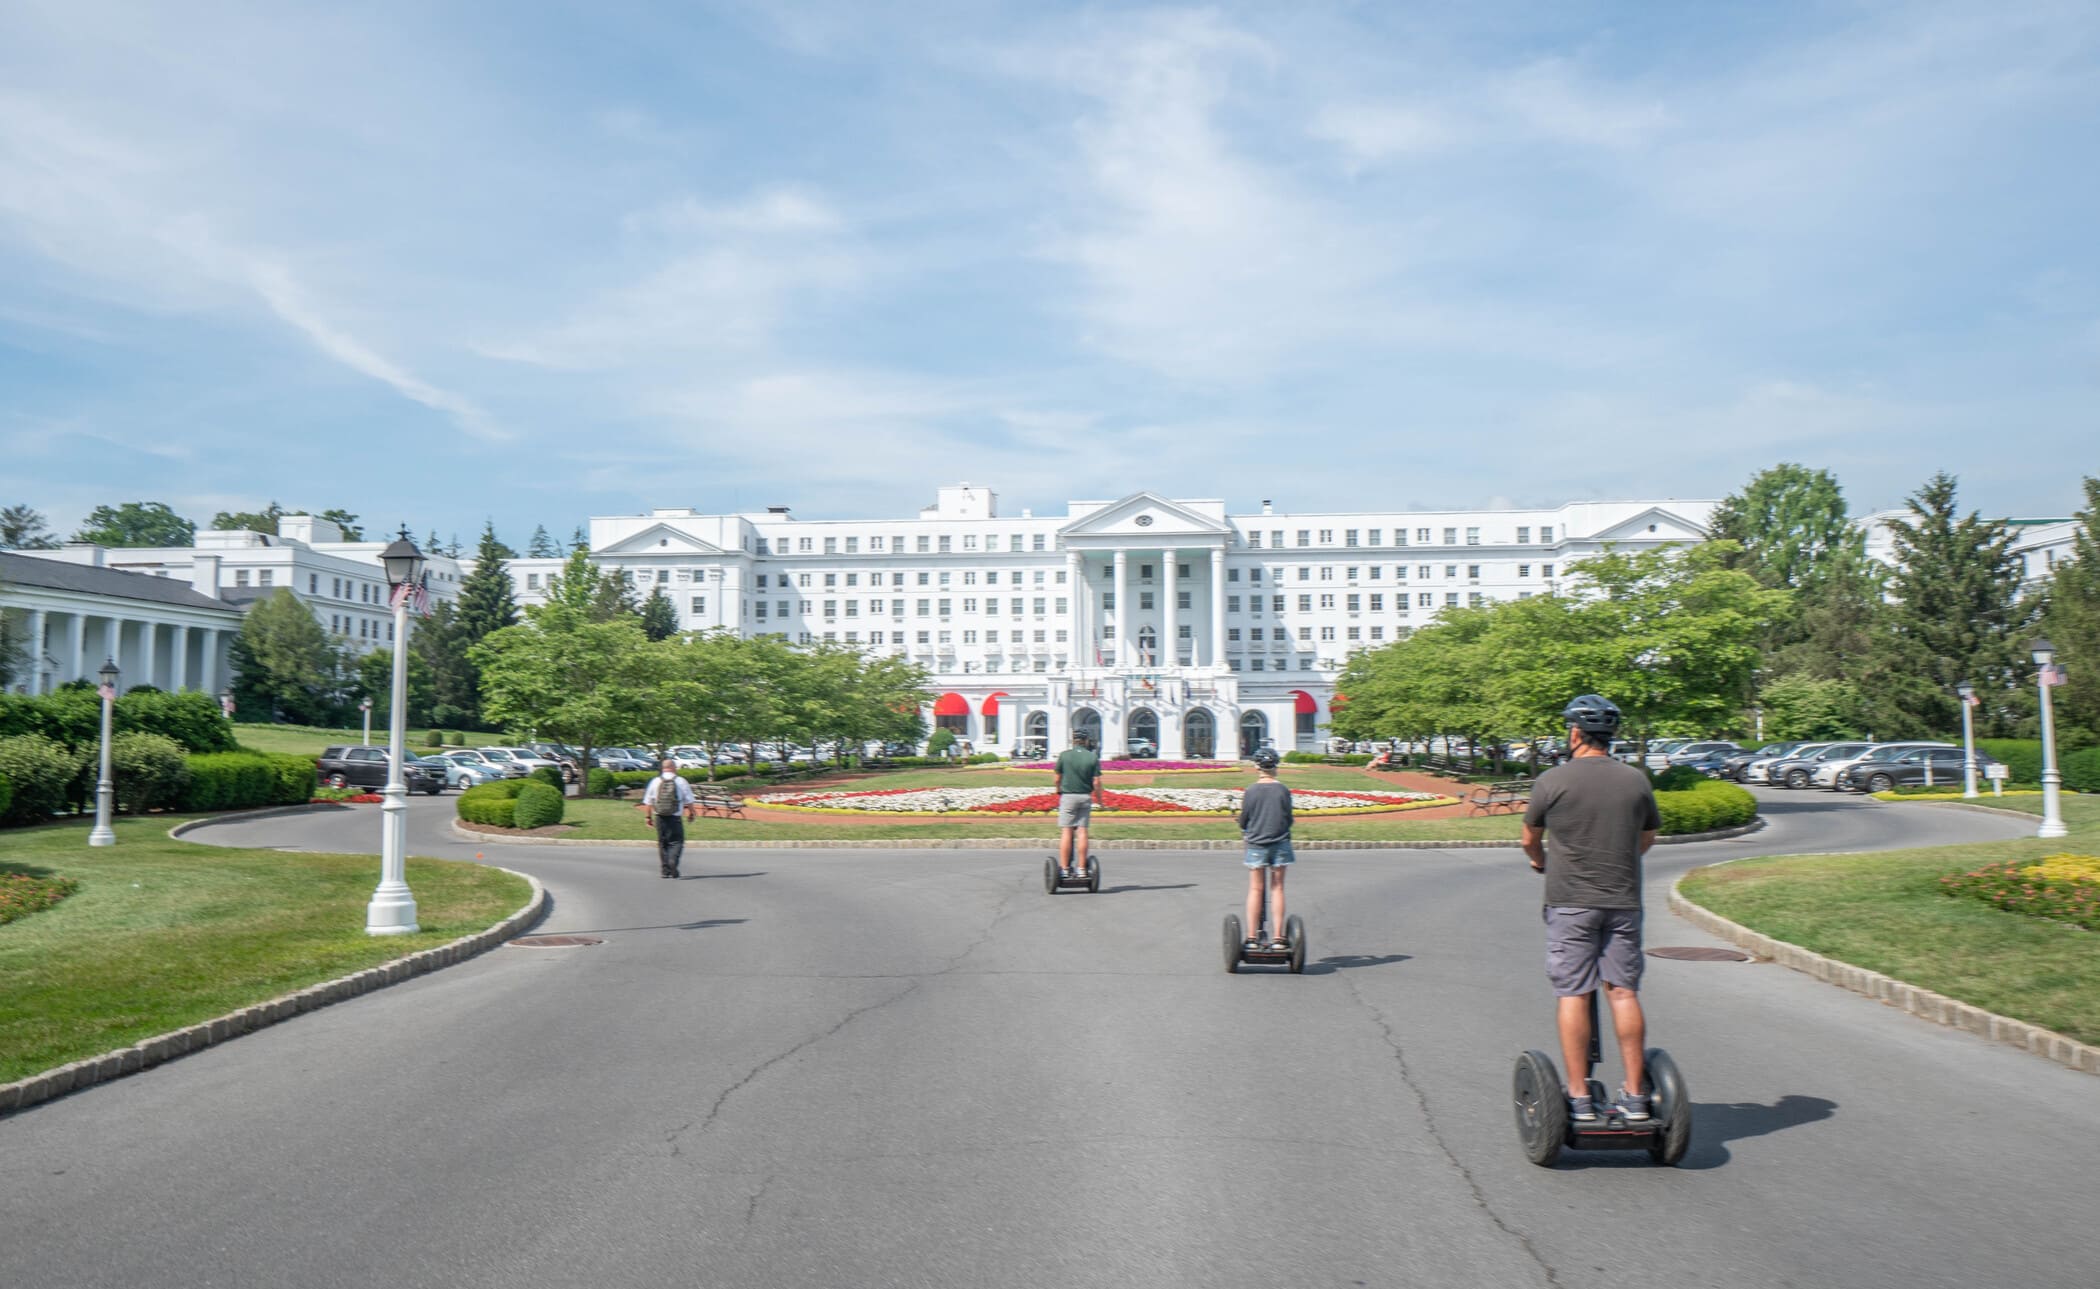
[1044,854,1102,894]
[1512,991,1692,1166]
[1221,890,1306,974]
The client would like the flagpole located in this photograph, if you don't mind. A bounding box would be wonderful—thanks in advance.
[1956,681,1978,799]
[2032,641,2066,839]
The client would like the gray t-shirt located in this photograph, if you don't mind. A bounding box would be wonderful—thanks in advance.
[1237,779,1294,845]
[1523,757,1661,908]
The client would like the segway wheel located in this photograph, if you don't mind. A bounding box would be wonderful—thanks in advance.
[1088,856,1101,894]
[1643,1048,1693,1166]
[1513,1050,1566,1167]
[1222,915,1243,974]
[1285,914,1307,974]
[1043,858,1059,895]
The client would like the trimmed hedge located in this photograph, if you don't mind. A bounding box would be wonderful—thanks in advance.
[457,779,530,827]
[529,765,566,794]
[1978,739,2043,784]
[180,751,320,811]
[585,768,614,797]
[511,780,565,829]
[1648,765,1707,793]
[1654,779,1757,835]
[0,688,236,753]
[0,734,83,826]
[108,732,190,814]
[2061,747,2100,794]
[0,769,11,820]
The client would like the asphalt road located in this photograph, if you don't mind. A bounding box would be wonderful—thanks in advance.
[3,789,2090,1289]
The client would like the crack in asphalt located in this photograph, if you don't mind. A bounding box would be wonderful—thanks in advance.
[1344,973,1564,1289]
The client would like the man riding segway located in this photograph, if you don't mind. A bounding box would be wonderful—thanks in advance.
[1521,694,1662,1123]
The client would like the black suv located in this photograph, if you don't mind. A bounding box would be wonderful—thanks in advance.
[1839,748,2001,793]
[317,745,444,795]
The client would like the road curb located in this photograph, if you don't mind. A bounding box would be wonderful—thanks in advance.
[0,870,550,1119]
[1905,799,2047,822]
[448,815,1765,850]
[1667,878,2099,1077]
[167,802,355,839]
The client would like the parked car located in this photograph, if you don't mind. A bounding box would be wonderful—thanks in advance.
[317,745,442,795]
[1767,742,1873,789]
[1125,738,1159,759]
[1667,741,1743,767]
[1840,747,2000,793]
[477,747,566,779]
[1818,742,1957,789]
[1744,742,1834,785]
[444,747,525,778]
[590,750,652,773]
[1672,749,1736,778]
[664,745,713,770]
[525,743,581,781]
[1720,742,1802,781]
[422,752,505,789]
[1642,739,1693,770]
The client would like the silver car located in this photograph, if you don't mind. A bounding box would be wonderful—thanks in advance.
[424,752,504,789]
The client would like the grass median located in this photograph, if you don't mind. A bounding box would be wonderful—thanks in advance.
[1679,794,2100,1046]
[0,815,533,1084]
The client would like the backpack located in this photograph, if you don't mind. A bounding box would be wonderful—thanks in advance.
[654,778,683,815]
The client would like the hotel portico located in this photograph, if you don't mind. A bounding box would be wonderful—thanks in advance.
[506,483,1719,759]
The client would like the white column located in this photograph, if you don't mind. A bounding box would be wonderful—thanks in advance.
[1112,550,1129,669]
[29,609,48,692]
[109,618,126,684]
[1161,549,1179,669]
[1067,550,1085,665]
[1210,548,1226,670]
[172,625,191,692]
[68,613,86,686]
[198,629,219,696]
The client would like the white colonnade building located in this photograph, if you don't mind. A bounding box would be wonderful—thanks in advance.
[2,550,245,695]
[506,484,1718,759]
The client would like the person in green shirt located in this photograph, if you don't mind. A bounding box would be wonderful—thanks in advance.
[1054,733,1102,880]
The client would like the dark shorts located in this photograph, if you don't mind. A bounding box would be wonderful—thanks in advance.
[1542,906,1644,996]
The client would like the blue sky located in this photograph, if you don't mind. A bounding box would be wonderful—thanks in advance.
[3,0,2095,548]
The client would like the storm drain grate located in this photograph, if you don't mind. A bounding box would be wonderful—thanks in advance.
[1646,946,1751,962]
[508,935,604,948]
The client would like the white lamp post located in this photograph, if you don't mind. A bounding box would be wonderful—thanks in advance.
[2031,639,2067,840]
[361,696,373,745]
[1956,681,1979,799]
[366,528,423,936]
[88,658,118,847]
[1751,705,1764,743]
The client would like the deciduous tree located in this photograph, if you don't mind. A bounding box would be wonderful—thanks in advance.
[72,501,195,548]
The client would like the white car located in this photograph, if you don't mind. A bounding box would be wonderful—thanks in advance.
[1810,742,1953,788]
[664,745,714,770]
[478,747,565,777]
[1743,742,1830,784]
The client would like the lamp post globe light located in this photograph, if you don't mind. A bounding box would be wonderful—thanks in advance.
[88,658,119,848]
[2031,639,2067,840]
[367,528,424,936]
[1955,682,1979,799]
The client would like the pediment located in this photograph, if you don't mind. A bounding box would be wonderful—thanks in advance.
[1060,493,1231,542]
[1591,506,1708,544]
[594,523,726,557]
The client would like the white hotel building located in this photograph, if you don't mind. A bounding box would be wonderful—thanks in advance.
[507,484,1717,759]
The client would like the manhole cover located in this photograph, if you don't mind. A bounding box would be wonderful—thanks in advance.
[508,935,603,948]
[1646,946,1751,962]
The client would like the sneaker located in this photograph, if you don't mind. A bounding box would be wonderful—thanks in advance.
[1615,1088,1651,1121]
[1568,1094,1598,1123]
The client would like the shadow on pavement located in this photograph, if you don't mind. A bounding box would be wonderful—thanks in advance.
[1303,953,1413,975]
[1099,883,1198,894]
[1552,1093,1837,1171]
[684,871,767,879]
[538,918,750,935]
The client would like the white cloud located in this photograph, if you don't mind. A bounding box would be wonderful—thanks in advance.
[1308,101,1456,168]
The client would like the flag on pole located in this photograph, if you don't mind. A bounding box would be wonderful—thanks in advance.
[2041,664,2067,688]
[412,572,433,618]
[1964,690,1981,706]
[97,682,115,702]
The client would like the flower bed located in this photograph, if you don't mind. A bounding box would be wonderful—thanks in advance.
[0,872,81,926]
[1007,760,1235,773]
[309,792,384,804]
[751,785,1457,816]
[1940,852,2100,932]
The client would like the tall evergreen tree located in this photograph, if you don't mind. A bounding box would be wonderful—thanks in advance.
[527,525,559,558]
[1,504,61,550]
[569,524,589,553]
[229,590,346,724]
[410,600,479,730]
[451,522,520,727]
[2038,475,2100,744]
[640,587,679,641]
[1883,472,2031,735]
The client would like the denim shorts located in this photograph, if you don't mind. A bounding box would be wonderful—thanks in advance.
[1542,906,1644,996]
[1244,839,1296,869]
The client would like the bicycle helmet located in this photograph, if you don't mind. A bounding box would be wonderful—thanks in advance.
[1560,694,1622,734]
[1251,747,1280,770]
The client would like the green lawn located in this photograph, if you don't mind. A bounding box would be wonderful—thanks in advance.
[0,816,532,1083]
[1680,793,2100,1046]
[743,764,1435,792]
[232,722,370,758]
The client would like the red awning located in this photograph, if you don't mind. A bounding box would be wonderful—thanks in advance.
[1292,690,1318,715]
[982,691,1010,715]
[933,693,970,717]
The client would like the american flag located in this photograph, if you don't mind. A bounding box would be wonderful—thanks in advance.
[97,682,115,702]
[1964,690,1981,707]
[2041,663,2067,688]
[390,574,435,618]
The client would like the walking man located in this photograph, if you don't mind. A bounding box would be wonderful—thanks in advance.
[1521,695,1662,1123]
[1055,732,1102,881]
[638,759,699,878]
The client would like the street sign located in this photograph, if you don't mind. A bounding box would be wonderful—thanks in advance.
[1985,762,2009,796]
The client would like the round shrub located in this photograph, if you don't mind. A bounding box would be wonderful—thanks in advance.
[1655,779,1755,835]
[511,780,565,829]
[457,779,529,827]
[0,733,83,826]
[108,731,191,814]
[269,754,319,804]
[1648,765,1706,793]
[585,768,614,797]
[529,765,566,794]
[425,729,444,748]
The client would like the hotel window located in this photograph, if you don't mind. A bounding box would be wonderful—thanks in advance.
[1139,591,1155,609]
[1272,595,1285,612]
[1370,626,1385,640]
[1036,597,1049,614]
[1251,658,1265,671]
[1345,529,1359,546]
[1054,597,1067,614]
[797,574,812,588]
[1393,529,1407,547]
[917,631,931,644]
[1518,565,1531,578]
[1227,595,1241,612]
[916,599,931,616]
[1138,563,1153,580]
[963,631,978,645]
[1297,530,1310,546]
[1227,627,1242,642]
[1418,565,1431,579]
[755,602,769,620]
[1466,527,1480,545]
[824,573,838,588]
[1271,530,1283,547]
[1033,534,1047,551]
[1298,595,1313,611]
[962,598,977,613]
[1177,625,1192,640]
[823,600,838,618]
[963,535,978,551]
[308,573,319,593]
[917,536,931,553]
[894,534,907,551]
[692,596,707,614]
[1542,564,1555,578]
[1298,567,1311,581]
[845,537,858,553]
[1346,626,1361,640]
[1540,527,1554,543]
[892,599,906,616]
[1299,627,1313,640]
[756,574,769,589]
[1250,568,1262,583]
[1470,592,1485,606]
[524,573,536,589]
[891,572,904,587]
[1103,591,1116,610]
[824,537,837,554]
[1443,527,1457,544]
[869,537,883,552]
[1369,529,1383,545]
[916,572,929,586]
[938,631,953,645]
[939,572,952,587]
[1320,567,1334,581]
[845,601,859,617]
[894,632,908,644]
[1368,566,1382,580]
[1250,628,1264,641]
[1177,562,1190,579]
[778,601,790,617]
[1346,594,1360,611]
[259,570,274,587]
[1415,528,1430,543]
[1229,659,1243,671]
[657,568,671,583]
[1248,531,1262,548]
[1445,593,1459,606]
[1227,568,1241,582]
[1320,594,1335,609]
[1468,565,1481,579]
[1103,625,1117,640]
[1010,534,1024,552]
[1517,526,1531,543]
[963,571,977,586]
[1052,570,1064,584]
[1055,629,1068,643]
[938,536,952,553]
[1344,566,1358,581]
[1418,593,1434,608]
[1318,529,1333,544]
[1369,594,1383,610]
[938,599,952,615]
[1176,591,1190,609]
[797,537,813,552]
[1445,565,1459,578]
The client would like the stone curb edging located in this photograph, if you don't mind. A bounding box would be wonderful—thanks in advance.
[1667,879,2099,1077]
[449,815,1765,851]
[1905,799,2048,822]
[167,802,355,839]
[0,870,550,1119]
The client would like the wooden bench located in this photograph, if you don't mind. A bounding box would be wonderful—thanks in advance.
[1466,781,1532,815]
[694,787,746,819]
